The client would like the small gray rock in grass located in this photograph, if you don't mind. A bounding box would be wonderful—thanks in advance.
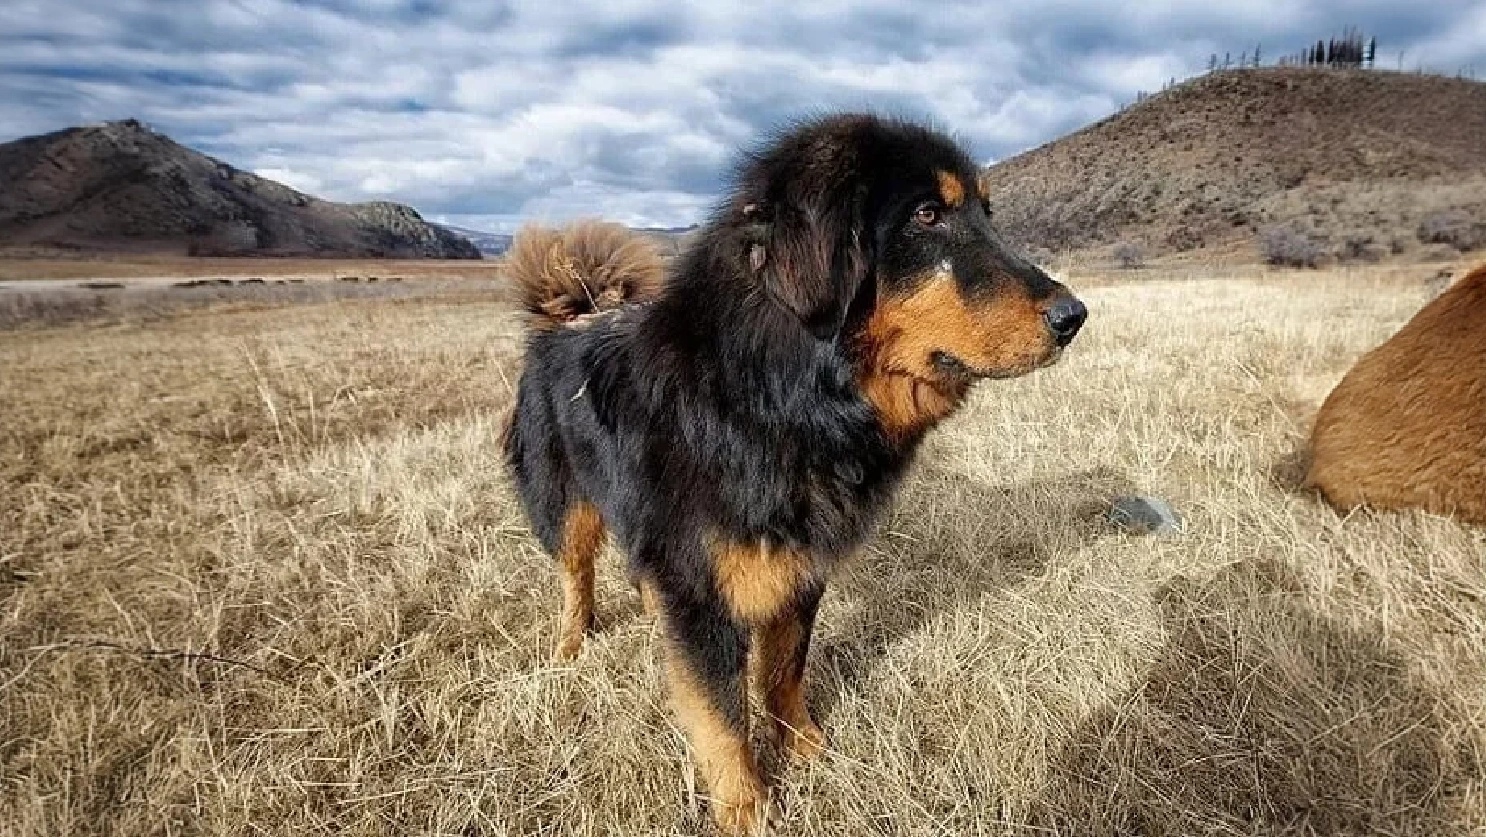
[1108,495,1183,535]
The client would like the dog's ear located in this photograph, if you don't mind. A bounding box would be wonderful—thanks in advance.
[758,182,872,340]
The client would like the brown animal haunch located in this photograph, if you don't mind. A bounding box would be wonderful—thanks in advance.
[1307,262,1486,525]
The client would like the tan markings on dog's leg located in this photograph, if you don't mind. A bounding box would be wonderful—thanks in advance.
[976,170,992,204]
[553,501,605,661]
[664,640,766,836]
[755,611,825,762]
[712,537,811,624]
[936,170,965,208]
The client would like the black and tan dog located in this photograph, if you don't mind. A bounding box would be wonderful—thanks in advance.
[501,113,1086,834]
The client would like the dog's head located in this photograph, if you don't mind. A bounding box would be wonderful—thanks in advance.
[736,114,1086,434]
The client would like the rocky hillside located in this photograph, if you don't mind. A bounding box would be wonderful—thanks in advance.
[0,120,480,259]
[981,69,1486,263]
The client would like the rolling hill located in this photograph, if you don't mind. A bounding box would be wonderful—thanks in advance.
[981,68,1486,263]
[0,120,480,259]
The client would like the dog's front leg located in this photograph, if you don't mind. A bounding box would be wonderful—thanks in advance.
[754,584,826,762]
[662,607,766,836]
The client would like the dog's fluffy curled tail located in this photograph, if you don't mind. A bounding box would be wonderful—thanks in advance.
[504,220,667,329]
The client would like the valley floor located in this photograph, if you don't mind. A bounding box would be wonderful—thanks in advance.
[0,253,502,283]
[1,265,1482,835]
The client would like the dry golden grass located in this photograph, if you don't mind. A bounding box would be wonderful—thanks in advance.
[0,277,505,331]
[0,253,504,282]
[2,266,1483,836]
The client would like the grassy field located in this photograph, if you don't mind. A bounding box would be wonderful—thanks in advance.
[2,264,1482,836]
[0,253,503,282]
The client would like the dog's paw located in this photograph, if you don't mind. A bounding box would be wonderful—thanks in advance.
[710,784,768,837]
[781,716,826,763]
[704,757,770,836]
[552,634,584,662]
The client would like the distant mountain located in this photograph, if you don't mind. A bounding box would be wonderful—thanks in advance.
[0,119,480,259]
[435,223,513,256]
[633,225,700,235]
[631,224,699,255]
[435,222,702,258]
[980,69,1486,262]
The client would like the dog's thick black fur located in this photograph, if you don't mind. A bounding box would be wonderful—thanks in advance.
[502,114,1086,834]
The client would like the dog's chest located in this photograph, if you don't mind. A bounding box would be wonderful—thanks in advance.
[799,454,906,557]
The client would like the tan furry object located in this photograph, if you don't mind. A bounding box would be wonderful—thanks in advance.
[1308,262,1486,524]
[502,220,666,328]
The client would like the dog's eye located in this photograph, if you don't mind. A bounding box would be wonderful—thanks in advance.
[913,203,941,226]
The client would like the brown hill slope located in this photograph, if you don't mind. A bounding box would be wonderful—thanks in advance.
[0,120,479,259]
[981,69,1486,263]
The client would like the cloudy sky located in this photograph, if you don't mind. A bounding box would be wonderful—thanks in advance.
[3,1,1484,232]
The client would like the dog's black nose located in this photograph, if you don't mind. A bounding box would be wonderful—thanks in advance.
[1044,298,1087,346]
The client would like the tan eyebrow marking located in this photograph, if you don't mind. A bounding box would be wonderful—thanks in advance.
[935,170,965,208]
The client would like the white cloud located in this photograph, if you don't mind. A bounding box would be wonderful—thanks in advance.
[1404,4,1486,71]
[3,0,1484,230]
[252,167,324,195]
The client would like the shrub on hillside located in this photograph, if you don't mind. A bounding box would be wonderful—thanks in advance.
[1259,225,1323,268]
[1416,210,1484,252]
[1165,224,1205,252]
[1421,243,1461,262]
[1113,241,1145,269]
[1340,233,1386,263]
